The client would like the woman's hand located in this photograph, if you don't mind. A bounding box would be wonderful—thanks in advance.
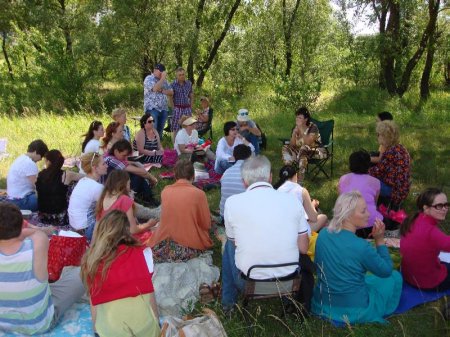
[371,218,385,246]
[311,199,320,209]
[146,173,158,186]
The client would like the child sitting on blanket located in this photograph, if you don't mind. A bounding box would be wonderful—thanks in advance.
[81,210,160,337]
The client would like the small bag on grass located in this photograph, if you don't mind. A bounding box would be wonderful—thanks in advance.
[160,308,227,337]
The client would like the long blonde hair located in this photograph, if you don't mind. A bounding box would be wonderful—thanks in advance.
[81,210,140,290]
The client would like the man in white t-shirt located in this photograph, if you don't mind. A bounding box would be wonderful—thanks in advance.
[221,155,309,311]
[6,140,48,211]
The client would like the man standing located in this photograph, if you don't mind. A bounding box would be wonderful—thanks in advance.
[236,108,262,154]
[171,67,193,136]
[143,63,174,139]
[221,155,309,312]
[6,139,48,211]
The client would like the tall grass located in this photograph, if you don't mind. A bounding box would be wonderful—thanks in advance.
[0,85,449,336]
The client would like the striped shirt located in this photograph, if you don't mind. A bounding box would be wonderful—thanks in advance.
[219,160,246,217]
[0,238,54,335]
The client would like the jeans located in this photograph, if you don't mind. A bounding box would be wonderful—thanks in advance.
[380,181,393,198]
[245,133,260,155]
[221,239,245,309]
[7,192,38,212]
[215,159,234,175]
[146,108,168,140]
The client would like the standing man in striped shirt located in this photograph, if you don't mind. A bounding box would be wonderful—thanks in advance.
[0,203,85,335]
[171,67,193,138]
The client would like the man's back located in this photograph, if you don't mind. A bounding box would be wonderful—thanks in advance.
[225,182,308,279]
[0,237,54,334]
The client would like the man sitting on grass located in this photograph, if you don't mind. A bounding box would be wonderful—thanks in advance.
[221,155,309,313]
[0,202,85,335]
[6,139,48,211]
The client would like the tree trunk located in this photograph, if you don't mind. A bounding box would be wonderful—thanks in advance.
[420,17,439,100]
[58,0,73,57]
[196,0,241,88]
[373,0,388,89]
[282,0,301,77]
[445,61,450,86]
[188,0,206,84]
[174,6,183,68]
[1,32,14,80]
[397,0,440,97]
[382,0,400,95]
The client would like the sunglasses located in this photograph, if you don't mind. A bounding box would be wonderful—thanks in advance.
[147,120,154,124]
[90,152,99,167]
[431,203,449,210]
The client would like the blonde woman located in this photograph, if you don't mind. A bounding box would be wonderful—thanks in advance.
[111,108,131,142]
[311,191,402,324]
[81,210,160,337]
[368,120,411,205]
[68,152,107,238]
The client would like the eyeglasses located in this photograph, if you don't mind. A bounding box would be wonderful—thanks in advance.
[239,112,249,116]
[147,120,154,124]
[431,203,449,210]
[90,152,99,167]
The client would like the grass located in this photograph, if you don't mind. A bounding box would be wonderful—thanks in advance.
[0,85,449,336]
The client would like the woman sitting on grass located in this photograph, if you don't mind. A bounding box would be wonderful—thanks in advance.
[338,150,383,238]
[132,114,163,164]
[68,152,107,239]
[36,149,83,227]
[101,121,124,154]
[81,210,160,337]
[312,191,402,324]
[274,165,328,233]
[214,121,254,174]
[95,170,158,236]
[81,120,104,153]
[400,188,450,290]
[368,120,410,206]
[105,139,159,207]
[148,159,212,262]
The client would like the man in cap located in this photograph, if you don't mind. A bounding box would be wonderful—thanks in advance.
[236,108,262,154]
[143,63,174,139]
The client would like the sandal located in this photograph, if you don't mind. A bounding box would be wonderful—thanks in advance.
[211,281,221,299]
[199,283,214,304]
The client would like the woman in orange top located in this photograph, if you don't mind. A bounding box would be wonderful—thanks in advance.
[148,159,212,262]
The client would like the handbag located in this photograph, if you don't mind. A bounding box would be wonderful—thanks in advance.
[379,203,408,228]
[47,232,88,282]
[162,149,178,167]
[160,309,227,337]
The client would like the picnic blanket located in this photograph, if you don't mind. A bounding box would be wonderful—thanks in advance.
[393,282,450,314]
[0,302,94,337]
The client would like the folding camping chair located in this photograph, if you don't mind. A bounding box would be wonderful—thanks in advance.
[307,119,334,180]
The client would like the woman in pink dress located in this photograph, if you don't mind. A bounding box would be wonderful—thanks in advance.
[338,150,383,238]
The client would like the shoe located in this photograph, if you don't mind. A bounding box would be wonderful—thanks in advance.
[199,283,214,304]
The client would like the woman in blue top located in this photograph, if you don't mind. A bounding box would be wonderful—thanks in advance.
[312,191,402,324]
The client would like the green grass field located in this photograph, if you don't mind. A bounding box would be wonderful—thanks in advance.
[0,86,449,336]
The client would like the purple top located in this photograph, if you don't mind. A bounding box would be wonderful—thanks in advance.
[338,173,383,227]
[171,80,192,107]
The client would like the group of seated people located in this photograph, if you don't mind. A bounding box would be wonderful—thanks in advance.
[1,104,448,336]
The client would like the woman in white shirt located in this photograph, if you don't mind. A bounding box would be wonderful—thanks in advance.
[68,152,107,240]
[274,165,328,233]
[214,121,254,174]
[81,121,104,153]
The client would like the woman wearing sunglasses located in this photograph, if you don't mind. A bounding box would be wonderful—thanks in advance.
[400,188,450,290]
[132,114,164,164]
